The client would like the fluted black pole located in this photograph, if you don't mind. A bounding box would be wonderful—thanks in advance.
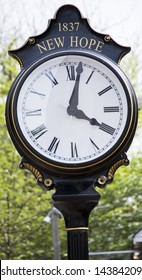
[67,229,88,259]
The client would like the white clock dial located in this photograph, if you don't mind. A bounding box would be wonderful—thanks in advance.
[16,53,130,166]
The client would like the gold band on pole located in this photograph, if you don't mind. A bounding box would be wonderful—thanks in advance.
[66,227,89,231]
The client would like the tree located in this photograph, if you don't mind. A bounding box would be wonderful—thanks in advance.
[88,51,142,260]
[0,30,142,260]
[89,153,142,259]
[0,43,59,260]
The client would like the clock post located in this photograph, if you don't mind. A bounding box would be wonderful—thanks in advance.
[6,5,138,260]
[52,182,100,259]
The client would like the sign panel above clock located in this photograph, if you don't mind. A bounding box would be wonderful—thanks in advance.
[9,5,130,68]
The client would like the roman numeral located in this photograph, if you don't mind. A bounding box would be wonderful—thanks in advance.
[66,65,76,80]
[31,124,47,139]
[46,71,58,87]
[104,106,119,112]
[30,89,46,99]
[71,142,78,158]
[26,109,42,116]
[89,138,99,151]
[48,137,60,153]
[98,85,112,96]
[99,122,115,135]
[86,70,94,84]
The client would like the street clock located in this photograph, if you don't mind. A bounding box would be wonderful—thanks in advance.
[6,5,138,189]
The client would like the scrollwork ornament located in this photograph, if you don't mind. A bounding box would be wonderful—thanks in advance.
[107,158,129,182]
[19,162,43,183]
[19,160,54,190]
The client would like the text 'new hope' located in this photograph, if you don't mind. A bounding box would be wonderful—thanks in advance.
[36,36,104,54]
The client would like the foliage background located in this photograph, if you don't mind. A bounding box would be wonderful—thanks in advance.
[0,0,142,259]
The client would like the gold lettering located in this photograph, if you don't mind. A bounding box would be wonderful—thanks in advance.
[36,41,47,54]
[70,36,104,52]
[36,36,104,55]
[70,36,79,47]
[95,41,104,52]
[58,22,80,32]
[36,37,65,54]
[79,37,88,48]
[88,38,96,49]
[54,37,65,48]
[46,39,55,51]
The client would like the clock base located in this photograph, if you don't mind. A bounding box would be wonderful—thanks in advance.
[19,153,129,260]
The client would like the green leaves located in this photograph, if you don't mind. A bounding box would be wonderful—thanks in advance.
[0,42,54,259]
[0,41,142,259]
[89,159,142,259]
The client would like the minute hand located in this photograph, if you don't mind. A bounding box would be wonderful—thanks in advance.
[68,62,83,111]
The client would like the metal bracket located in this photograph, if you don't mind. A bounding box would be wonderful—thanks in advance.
[95,154,129,188]
[19,157,55,190]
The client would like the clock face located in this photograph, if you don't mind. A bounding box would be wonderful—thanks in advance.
[8,51,136,174]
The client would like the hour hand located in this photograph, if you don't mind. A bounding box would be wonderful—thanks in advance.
[74,109,100,126]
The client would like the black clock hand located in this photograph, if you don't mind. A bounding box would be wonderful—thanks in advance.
[75,109,100,126]
[67,62,83,116]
